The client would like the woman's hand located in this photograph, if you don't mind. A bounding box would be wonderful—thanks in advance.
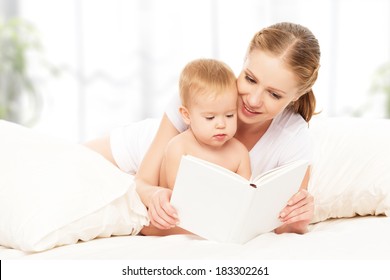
[275,189,314,234]
[147,187,179,230]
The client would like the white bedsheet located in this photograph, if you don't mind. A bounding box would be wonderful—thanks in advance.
[1,216,389,260]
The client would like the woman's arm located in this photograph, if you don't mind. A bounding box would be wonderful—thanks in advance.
[85,114,181,232]
[84,135,118,166]
[274,166,314,234]
[135,113,181,230]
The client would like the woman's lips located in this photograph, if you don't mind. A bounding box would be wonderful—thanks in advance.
[242,103,261,116]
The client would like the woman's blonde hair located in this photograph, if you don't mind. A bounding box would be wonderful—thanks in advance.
[179,58,237,108]
[248,22,321,122]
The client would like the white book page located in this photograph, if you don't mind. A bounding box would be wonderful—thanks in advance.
[251,160,308,186]
[238,161,308,243]
[170,155,254,242]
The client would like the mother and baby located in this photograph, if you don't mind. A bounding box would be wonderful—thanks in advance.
[85,22,320,237]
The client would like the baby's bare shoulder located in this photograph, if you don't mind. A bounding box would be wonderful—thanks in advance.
[228,137,247,150]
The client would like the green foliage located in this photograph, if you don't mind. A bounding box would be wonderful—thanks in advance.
[371,62,390,118]
[0,17,45,125]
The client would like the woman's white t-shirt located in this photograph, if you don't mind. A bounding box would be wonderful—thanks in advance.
[110,95,312,178]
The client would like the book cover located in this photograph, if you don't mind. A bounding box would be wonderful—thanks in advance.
[170,155,308,243]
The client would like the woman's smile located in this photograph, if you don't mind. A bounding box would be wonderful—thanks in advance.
[240,99,262,117]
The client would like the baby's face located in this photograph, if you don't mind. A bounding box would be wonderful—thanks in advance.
[188,88,238,148]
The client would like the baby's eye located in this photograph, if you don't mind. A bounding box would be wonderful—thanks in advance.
[226,114,235,118]
[205,116,215,120]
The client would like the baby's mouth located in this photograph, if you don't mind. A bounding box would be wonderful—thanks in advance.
[213,134,227,140]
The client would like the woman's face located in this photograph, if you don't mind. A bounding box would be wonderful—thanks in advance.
[237,49,300,126]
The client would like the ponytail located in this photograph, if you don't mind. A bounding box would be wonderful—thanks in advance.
[292,89,317,122]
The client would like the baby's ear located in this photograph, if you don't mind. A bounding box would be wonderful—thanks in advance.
[179,106,191,125]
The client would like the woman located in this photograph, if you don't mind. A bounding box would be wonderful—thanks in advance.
[86,22,320,235]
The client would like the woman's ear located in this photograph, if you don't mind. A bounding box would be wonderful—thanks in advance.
[179,106,191,126]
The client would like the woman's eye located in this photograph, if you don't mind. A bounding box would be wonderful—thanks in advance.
[245,75,256,84]
[270,91,281,100]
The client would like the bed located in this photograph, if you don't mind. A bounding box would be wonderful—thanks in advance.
[1,216,390,260]
[1,116,390,261]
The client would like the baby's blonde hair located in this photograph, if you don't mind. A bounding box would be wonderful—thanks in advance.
[179,58,237,108]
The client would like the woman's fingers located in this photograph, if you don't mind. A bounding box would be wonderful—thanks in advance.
[282,208,312,224]
[148,188,179,229]
[148,205,170,229]
[287,189,309,206]
[279,190,314,223]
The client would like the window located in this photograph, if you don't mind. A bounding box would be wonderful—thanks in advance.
[6,0,389,141]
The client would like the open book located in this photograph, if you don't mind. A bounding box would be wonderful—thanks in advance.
[170,155,309,244]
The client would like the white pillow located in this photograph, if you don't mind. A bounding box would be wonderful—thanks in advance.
[0,120,149,252]
[309,117,390,223]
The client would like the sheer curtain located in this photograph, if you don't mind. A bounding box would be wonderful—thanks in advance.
[10,0,390,141]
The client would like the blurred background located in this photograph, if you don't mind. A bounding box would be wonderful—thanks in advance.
[1,0,390,142]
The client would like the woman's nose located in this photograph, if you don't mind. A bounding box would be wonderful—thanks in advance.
[246,88,264,107]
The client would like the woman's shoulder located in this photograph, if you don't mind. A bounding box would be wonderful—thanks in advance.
[272,109,309,135]
[249,109,311,176]
[165,94,188,133]
[271,109,312,163]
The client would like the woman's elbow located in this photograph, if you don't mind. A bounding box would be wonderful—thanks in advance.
[84,136,118,167]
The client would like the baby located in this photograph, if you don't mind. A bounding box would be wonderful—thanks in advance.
[159,58,251,189]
